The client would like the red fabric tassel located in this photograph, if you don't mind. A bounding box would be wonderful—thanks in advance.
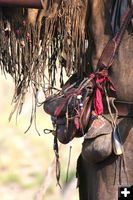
[92,70,116,116]
[94,87,103,115]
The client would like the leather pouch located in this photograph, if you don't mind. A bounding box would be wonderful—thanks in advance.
[82,116,113,163]
[43,75,94,144]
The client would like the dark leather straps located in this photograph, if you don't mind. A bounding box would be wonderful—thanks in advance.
[97,4,133,69]
[111,0,129,34]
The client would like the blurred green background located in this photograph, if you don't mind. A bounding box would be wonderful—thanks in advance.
[0,73,83,200]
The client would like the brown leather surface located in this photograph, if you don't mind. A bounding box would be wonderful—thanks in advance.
[115,101,133,117]
[104,100,133,117]
[80,117,133,200]
[0,0,42,8]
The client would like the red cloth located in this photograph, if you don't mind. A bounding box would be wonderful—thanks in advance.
[91,70,115,115]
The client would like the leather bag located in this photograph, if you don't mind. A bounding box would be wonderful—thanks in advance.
[82,115,113,163]
[43,75,94,144]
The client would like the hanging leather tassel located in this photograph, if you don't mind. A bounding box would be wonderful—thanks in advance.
[53,136,62,189]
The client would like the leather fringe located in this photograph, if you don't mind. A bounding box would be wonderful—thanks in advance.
[0,0,90,117]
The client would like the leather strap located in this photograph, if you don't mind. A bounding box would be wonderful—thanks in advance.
[111,0,129,35]
[97,4,133,69]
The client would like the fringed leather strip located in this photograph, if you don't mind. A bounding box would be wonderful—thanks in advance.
[0,0,89,117]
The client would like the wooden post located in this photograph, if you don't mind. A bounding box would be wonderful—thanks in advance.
[0,0,43,8]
